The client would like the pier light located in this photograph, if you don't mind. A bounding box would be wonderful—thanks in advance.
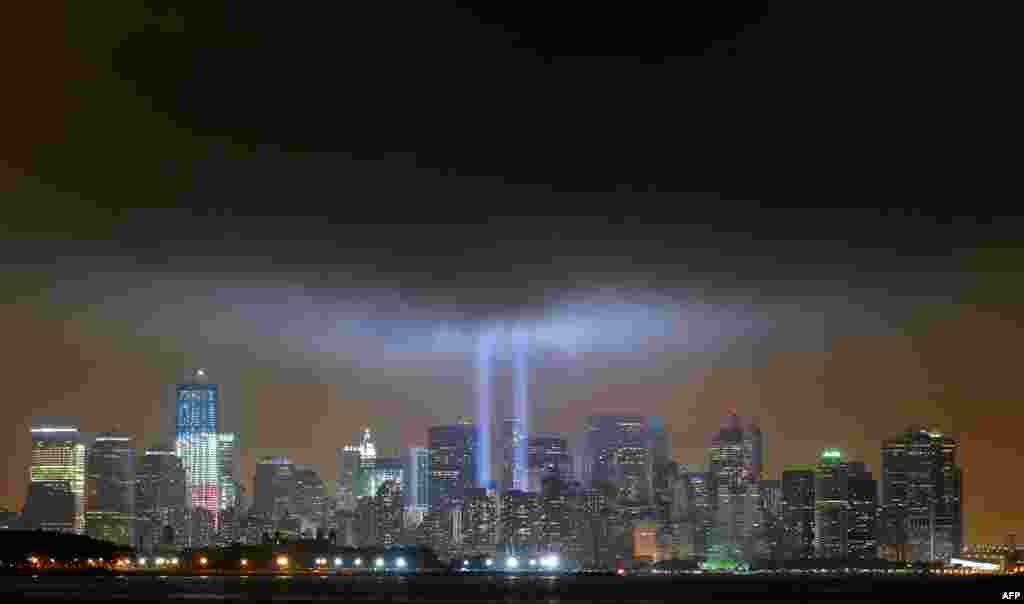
[506,557,518,569]
[277,555,288,568]
[354,558,362,567]
[375,557,384,568]
[529,559,536,567]
[138,557,147,566]
[334,557,343,567]
[199,557,208,566]
[240,559,248,567]
[396,557,406,569]
[485,558,493,567]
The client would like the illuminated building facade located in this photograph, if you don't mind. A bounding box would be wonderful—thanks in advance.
[86,431,135,546]
[336,446,362,511]
[29,423,87,534]
[405,446,430,513]
[633,519,658,561]
[501,417,527,492]
[368,457,404,500]
[781,468,815,559]
[846,462,878,559]
[135,446,188,553]
[358,428,377,497]
[706,413,762,561]
[527,434,572,493]
[814,449,849,558]
[581,415,652,505]
[217,432,240,511]
[881,426,962,561]
[174,369,220,538]
[428,422,478,510]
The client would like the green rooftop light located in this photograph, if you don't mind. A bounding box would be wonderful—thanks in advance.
[821,448,842,459]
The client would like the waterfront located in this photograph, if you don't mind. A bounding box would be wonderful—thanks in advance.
[2,574,1021,602]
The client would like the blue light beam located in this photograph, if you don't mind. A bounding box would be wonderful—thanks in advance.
[475,331,495,487]
[513,332,529,491]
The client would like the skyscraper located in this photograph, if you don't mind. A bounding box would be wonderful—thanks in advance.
[405,447,430,511]
[252,456,294,520]
[368,457,404,499]
[707,412,762,561]
[174,368,220,537]
[428,421,478,510]
[336,446,362,512]
[846,461,877,559]
[28,423,87,534]
[526,434,572,493]
[814,448,849,558]
[881,426,962,561]
[780,468,815,560]
[501,417,527,492]
[86,430,135,546]
[135,445,188,553]
[581,415,652,505]
[217,432,240,511]
[358,428,376,496]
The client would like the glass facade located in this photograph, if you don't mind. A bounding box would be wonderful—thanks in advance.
[428,422,478,510]
[406,447,430,511]
[86,432,135,546]
[175,370,220,535]
[217,432,239,511]
[29,425,86,534]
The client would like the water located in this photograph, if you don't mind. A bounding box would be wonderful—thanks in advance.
[1,574,1018,602]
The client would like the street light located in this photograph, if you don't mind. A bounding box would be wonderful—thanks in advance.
[396,557,406,569]
[485,559,493,567]
[506,557,518,569]
[276,555,288,569]
[240,559,248,568]
[354,558,362,567]
[334,557,343,567]
[199,557,208,567]
[375,557,384,569]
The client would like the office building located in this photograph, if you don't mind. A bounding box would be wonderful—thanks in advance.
[814,448,849,558]
[846,462,878,559]
[368,457,404,499]
[428,421,478,510]
[28,423,87,534]
[405,446,430,513]
[527,433,573,493]
[174,368,220,536]
[135,445,188,553]
[336,446,362,512]
[501,417,527,493]
[581,415,652,505]
[86,430,135,546]
[881,426,962,561]
[707,413,762,561]
[781,468,815,560]
[217,432,240,511]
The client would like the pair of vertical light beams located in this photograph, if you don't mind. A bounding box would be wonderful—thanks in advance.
[475,330,529,489]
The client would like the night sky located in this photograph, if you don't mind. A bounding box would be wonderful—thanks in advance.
[1,5,1019,543]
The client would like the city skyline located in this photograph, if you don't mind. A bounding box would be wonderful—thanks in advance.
[2,4,1021,553]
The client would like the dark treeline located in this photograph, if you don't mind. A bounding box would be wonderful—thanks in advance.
[0,531,133,564]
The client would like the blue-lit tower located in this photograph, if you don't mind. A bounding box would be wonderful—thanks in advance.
[175,368,220,533]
